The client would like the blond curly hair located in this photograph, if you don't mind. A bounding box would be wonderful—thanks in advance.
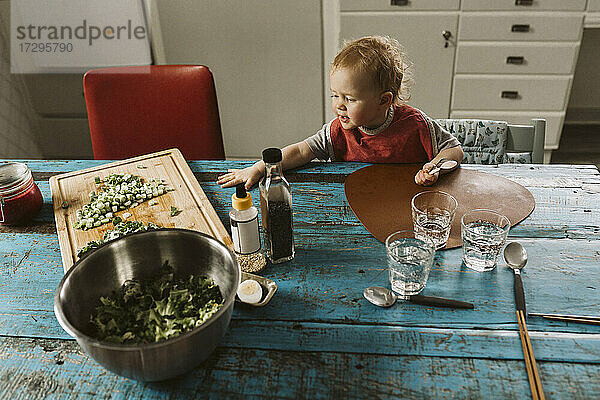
[332,36,413,104]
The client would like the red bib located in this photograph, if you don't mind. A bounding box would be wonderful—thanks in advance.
[330,104,433,163]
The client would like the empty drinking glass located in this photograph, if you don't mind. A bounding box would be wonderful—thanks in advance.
[385,230,436,296]
[411,191,458,250]
[461,209,511,272]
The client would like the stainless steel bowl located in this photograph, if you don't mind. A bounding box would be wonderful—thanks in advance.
[54,229,240,381]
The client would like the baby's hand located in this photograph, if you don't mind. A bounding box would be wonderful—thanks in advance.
[414,162,439,186]
[217,165,263,189]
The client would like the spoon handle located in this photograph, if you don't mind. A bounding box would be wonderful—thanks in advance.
[409,295,474,309]
[428,166,442,176]
[514,270,527,316]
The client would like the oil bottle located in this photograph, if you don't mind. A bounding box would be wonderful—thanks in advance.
[259,148,295,263]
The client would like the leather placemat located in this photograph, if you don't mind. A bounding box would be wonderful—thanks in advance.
[344,164,535,249]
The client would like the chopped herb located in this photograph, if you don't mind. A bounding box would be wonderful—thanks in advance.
[77,220,161,258]
[73,173,172,231]
[136,165,147,169]
[89,262,223,344]
[170,206,181,217]
[94,176,101,184]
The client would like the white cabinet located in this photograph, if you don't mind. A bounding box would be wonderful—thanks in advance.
[337,3,458,118]
[586,0,600,27]
[451,4,585,162]
[328,2,588,163]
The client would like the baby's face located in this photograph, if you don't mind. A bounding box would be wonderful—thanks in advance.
[330,68,388,130]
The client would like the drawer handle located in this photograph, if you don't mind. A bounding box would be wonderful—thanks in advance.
[390,0,409,6]
[506,56,525,65]
[515,0,533,5]
[511,24,531,32]
[501,91,520,99]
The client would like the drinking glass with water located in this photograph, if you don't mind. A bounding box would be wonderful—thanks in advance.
[385,230,435,296]
[411,191,458,250]
[461,209,510,272]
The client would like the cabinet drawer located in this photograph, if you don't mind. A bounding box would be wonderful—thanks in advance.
[459,13,583,41]
[462,0,585,11]
[455,43,579,74]
[450,110,564,149]
[340,0,459,11]
[452,75,571,111]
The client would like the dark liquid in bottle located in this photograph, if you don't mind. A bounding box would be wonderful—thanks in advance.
[267,200,293,261]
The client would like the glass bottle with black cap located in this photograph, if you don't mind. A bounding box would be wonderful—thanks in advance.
[259,147,295,263]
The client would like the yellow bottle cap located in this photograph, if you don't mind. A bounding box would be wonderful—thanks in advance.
[232,184,252,210]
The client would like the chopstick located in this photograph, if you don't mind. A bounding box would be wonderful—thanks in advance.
[531,315,600,326]
[517,310,545,400]
[529,312,600,324]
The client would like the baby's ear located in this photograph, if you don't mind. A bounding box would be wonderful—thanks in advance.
[380,91,393,107]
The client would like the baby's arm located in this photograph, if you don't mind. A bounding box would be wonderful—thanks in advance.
[217,141,315,189]
[414,146,464,186]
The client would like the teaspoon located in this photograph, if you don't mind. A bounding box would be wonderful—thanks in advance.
[363,286,474,309]
[428,158,458,176]
[504,242,528,317]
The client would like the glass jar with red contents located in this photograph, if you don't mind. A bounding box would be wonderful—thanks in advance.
[0,162,43,225]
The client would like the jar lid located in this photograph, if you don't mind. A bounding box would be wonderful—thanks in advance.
[0,162,32,197]
[262,148,282,163]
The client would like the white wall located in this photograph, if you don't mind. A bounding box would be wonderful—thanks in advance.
[0,1,43,158]
[155,0,323,159]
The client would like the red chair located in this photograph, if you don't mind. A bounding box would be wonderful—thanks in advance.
[83,65,225,160]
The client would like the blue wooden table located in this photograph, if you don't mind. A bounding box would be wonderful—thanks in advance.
[1,160,599,399]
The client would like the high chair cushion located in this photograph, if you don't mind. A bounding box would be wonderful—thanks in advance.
[436,119,508,165]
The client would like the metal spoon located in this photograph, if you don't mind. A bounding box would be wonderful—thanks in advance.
[504,242,528,317]
[428,158,458,176]
[363,286,474,309]
[503,242,545,398]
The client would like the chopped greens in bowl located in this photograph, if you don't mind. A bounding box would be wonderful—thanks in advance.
[90,262,224,344]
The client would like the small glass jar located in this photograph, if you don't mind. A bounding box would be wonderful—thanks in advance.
[0,162,43,225]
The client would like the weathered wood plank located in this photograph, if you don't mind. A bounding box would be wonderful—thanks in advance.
[2,233,600,339]
[18,160,600,187]
[3,312,600,364]
[0,336,599,400]
[16,175,600,241]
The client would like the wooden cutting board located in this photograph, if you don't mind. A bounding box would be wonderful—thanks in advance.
[344,164,535,249]
[49,148,232,271]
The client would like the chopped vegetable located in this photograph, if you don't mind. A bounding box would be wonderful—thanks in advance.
[77,220,161,258]
[89,262,223,344]
[73,173,172,230]
[170,206,181,217]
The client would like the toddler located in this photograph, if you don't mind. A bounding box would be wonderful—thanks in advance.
[218,36,463,189]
